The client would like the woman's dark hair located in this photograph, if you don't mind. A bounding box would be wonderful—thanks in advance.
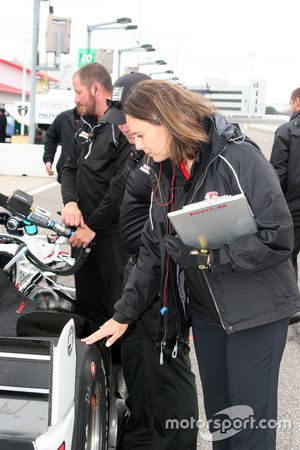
[123,80,216,164]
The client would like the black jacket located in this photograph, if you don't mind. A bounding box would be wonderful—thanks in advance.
[43,108,81,183]
[61,116,132,235]
[120,151,152,254]
[270,110,300,218]
[113,115,300,337]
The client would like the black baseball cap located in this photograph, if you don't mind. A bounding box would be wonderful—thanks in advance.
[103,72,150,125]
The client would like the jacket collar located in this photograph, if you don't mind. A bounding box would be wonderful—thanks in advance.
[290,110,300,121]
[192,114,243,166]
[80,115,107,135]
[148,114,246,176]
[207,114,244,156]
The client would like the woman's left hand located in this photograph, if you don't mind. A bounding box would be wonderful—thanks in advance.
[81,318,128,347]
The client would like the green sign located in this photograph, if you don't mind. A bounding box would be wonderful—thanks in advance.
[78,48,96,68]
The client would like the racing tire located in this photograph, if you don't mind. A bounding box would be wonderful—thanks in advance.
[72,340,109,450]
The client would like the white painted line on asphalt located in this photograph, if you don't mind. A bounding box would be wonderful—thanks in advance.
[249,124,278,132]
[27,181,59,195]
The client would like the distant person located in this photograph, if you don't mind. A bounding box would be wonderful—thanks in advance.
[5,114,15,141]
[0,108,7,143]
[270,87,300,278]
[43,107,81,183]
[35,126,47,145]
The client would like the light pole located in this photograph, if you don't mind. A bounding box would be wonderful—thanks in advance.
[138,59,167,67]
[117,44,155,77]
[86,17,136,49]
[29,0,41,144]
[149,70,174,76]
[247,53,255,115]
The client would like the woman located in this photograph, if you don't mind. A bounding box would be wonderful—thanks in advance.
[82,80,300,449]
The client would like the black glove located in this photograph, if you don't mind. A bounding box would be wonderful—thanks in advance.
[164,235,209,269]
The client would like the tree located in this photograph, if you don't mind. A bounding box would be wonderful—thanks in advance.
[265,106,278,115]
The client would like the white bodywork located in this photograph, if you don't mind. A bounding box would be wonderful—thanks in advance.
[35,319,76,450]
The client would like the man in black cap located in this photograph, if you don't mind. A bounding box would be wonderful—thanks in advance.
[103,73,198,450]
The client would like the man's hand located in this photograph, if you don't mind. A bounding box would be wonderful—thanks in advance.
[81,319,128,347]
[62,202,84,228]
[69,223,96,248]
[45,162,54,176]
[164,234,210,269]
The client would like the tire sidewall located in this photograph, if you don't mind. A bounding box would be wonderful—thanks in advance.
[72,341,109,450]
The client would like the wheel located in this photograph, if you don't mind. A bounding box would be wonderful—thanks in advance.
[72,340,109,450]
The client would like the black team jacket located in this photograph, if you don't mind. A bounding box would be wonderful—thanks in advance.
[61,116,131,235]
[43,108,81,183]
[270,110,300,224]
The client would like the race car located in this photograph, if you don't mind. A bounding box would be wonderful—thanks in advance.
[0,190,128,449]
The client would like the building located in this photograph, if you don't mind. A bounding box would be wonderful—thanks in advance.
[0,58,58,106]
[188,78,267,117]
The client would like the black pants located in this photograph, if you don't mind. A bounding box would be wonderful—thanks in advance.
[74,233,128,318]
[120,258,199,450]
[292,222,300,279]
[192,317,289,450]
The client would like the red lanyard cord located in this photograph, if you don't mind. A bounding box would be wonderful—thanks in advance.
[153,162,175,207]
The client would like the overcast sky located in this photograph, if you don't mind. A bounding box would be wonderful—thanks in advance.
[1,0,299,109]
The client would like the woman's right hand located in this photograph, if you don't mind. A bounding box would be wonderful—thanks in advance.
[81,318,128,347]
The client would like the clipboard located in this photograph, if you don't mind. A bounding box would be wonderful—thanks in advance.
[167,193,257,249]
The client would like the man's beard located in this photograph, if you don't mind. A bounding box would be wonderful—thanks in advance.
[78,96,96,116]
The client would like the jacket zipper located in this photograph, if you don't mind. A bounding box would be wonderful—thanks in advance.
[189,145,228,329]
[190,145,226,203]
[80,117,103,159]
[202,270,226,330]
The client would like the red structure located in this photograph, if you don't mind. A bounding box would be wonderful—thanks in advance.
[0,58,58,105]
